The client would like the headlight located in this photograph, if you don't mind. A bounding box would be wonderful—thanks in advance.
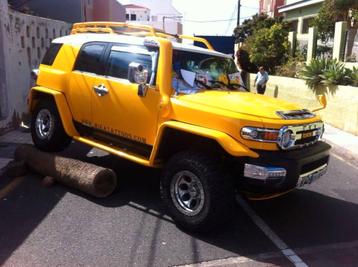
[241,126,295,149]
[278,128,295,149]
[241,122,323,150]
[241,127,279,142]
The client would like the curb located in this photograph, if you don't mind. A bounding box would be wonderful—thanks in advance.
[325,139,358,168]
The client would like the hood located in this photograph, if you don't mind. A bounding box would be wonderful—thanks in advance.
[174,91,304,119]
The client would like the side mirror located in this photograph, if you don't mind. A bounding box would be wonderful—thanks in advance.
[128,62,149,97]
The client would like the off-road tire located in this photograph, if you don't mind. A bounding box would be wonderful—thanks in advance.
[31,99,71,152]
[160,150,235,232]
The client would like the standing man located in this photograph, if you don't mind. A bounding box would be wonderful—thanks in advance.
[254,66,269,94]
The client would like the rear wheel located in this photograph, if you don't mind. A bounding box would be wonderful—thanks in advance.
[160,150,235,232]
[31,100,71,152]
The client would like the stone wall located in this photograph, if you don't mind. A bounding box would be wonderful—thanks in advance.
[0,2,71,133]
[248,74,358,136]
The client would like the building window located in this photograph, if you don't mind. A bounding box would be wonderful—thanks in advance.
[131,14,136,21]
[302,18,314,34]
[126,14,129,20]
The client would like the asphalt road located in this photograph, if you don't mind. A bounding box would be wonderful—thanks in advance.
[0,134,358,267]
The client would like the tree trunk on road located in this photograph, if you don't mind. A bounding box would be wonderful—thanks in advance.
[14,144,117,198]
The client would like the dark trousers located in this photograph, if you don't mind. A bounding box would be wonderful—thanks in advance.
[256,84,266,94]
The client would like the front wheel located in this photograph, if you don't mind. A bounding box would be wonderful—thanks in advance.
[160,151,235,232]
[31,100,71,152]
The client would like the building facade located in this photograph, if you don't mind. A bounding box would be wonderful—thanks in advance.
[277,0,324,35]
[123,0,182,35]
[8,0,126,23]
[124,4,150,21]
[85,0,126,22]
[259,0,285,18]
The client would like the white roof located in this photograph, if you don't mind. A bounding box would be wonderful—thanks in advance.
[53,33,230,58]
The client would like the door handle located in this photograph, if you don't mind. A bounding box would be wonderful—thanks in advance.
[93,84,108,96]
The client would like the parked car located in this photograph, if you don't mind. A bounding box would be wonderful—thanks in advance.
[27,22,330,232]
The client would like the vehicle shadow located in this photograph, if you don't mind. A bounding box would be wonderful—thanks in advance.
[55,142,358,264]
[1,141,358,266]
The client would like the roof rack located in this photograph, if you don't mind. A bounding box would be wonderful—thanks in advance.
[71,22,214,50]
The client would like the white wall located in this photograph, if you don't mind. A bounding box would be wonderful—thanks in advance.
[129,20,182,35]
[0,3,71,133]
[126,7,150,21]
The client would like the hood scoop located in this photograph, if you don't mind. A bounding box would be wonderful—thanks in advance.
[276,109,316,120]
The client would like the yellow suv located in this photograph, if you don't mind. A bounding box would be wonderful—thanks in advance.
[28,22,330,232]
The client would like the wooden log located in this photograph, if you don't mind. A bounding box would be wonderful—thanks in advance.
[14,144,117,198]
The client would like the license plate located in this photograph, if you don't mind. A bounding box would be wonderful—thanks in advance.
[297,164,328,188]
[302,131,314,139]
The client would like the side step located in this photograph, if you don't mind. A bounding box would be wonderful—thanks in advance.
[73,136,154,167]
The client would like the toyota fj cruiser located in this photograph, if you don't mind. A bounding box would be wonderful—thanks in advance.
[28,22,330,231]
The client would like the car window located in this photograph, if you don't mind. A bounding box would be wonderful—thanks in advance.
[106,49,153,83]
[74,43,106,75]
[41,43,63,66]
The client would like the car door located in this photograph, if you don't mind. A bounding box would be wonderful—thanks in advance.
[91,44,161,146]
[67,42,108,125]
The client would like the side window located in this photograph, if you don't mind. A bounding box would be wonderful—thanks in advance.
[41,43,62,66]
[106,49,153,82]
[74,43,106,75]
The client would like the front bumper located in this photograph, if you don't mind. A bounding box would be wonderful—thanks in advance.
[236,141,331,196]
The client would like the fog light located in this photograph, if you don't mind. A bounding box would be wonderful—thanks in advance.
[244,164,287,180]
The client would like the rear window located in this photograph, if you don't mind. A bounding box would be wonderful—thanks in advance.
[74,43,106,75]
[41,43,62,66]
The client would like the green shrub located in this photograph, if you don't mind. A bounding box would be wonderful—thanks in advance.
[321,60,351,86]
[276,55,305,78]
[236,48,258,73]
[300,59,358,89]
[347,67,358,86]
[246,23,290,74]
[299,59,329,89]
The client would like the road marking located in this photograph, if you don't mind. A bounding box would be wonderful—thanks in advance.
[176,240,358,267]
[175,253,280,267]
[236,195,308,267]
[0,176,24,199]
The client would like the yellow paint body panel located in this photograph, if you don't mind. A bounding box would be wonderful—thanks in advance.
[149,121,258,165]
[29,86,78,137]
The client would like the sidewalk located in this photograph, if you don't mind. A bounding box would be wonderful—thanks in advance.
[0,129,32,170]
[323,123,358,166]
[0,123,357,171]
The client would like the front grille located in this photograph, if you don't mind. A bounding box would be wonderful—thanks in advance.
[284,122,324,150]
[277,109,316,120]
[295,136,317,145]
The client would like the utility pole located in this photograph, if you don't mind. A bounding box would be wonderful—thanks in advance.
[237,0,241,26]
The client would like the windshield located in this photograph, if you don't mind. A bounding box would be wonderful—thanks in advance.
[172,49,245,94]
